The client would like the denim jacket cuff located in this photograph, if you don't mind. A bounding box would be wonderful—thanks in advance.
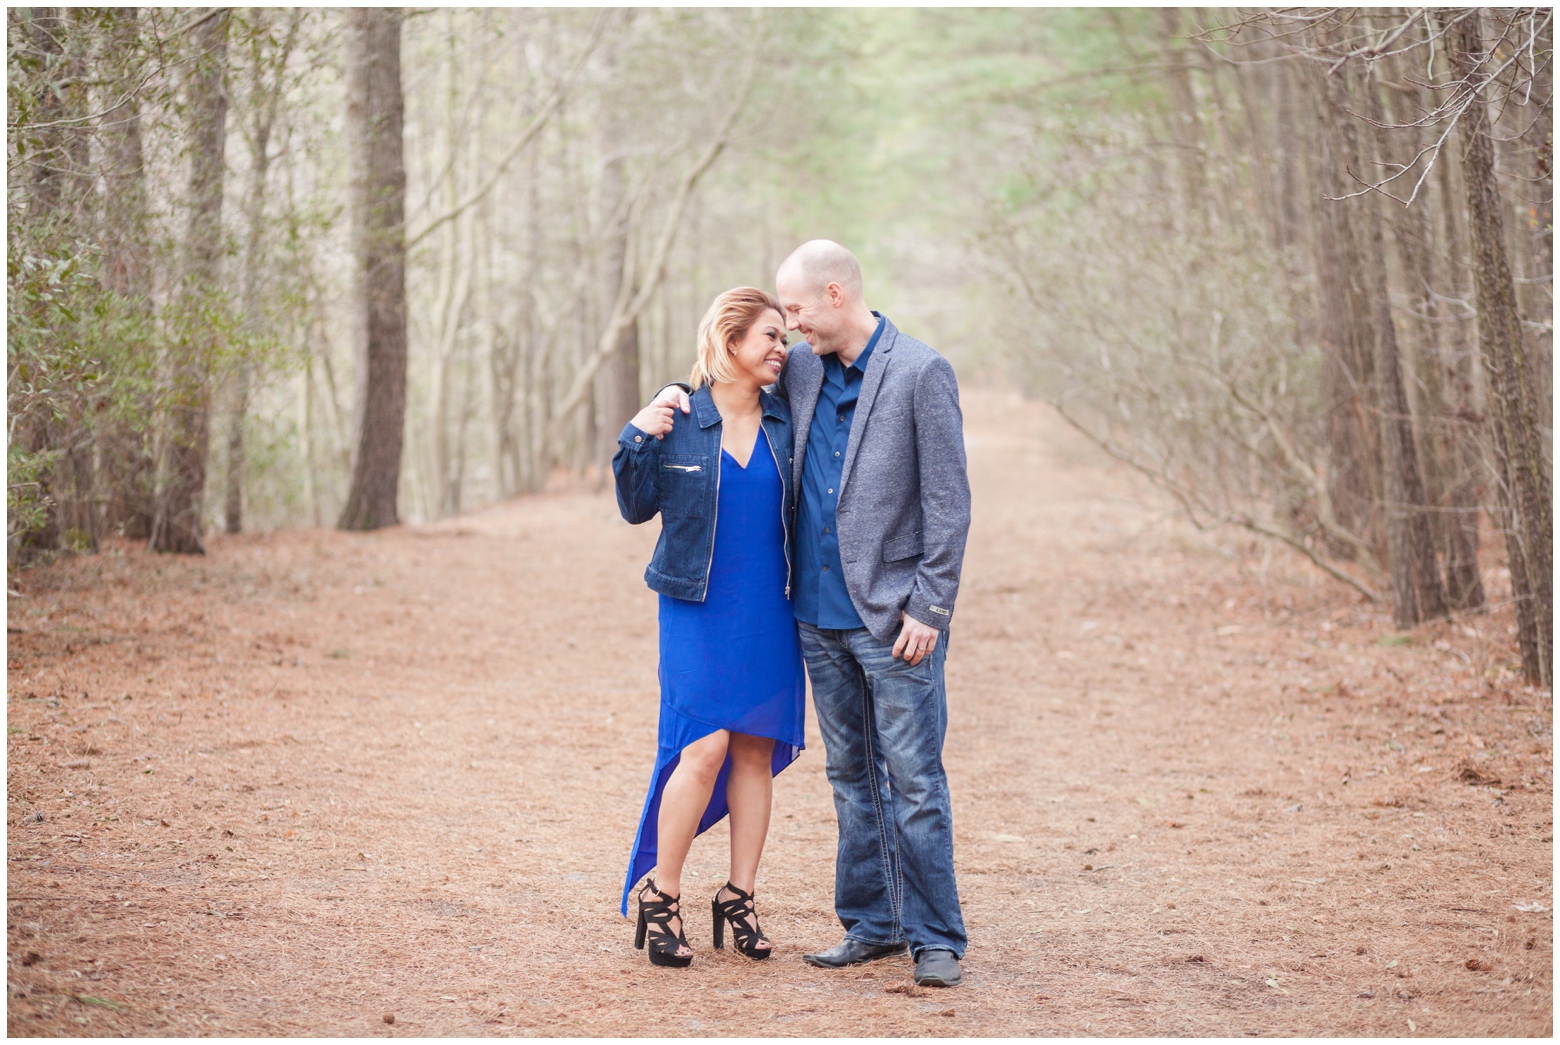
[619,422,655,451]
[905,593,952,631]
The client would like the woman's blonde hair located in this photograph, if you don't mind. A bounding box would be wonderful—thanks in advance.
[689,287,784,390]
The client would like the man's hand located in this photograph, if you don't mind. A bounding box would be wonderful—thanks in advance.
[651,384,691,416]
[628,401,676,439]
[892,612,940,666]
[627,385,690,441]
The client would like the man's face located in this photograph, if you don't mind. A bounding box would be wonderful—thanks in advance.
[776,273,843,355]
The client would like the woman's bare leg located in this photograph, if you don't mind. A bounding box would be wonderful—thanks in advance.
[648,729,731,957]
[722,732,776,950]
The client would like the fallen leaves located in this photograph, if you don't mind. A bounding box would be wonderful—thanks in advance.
[1456,759,1501,787]
[69,994,127,1012]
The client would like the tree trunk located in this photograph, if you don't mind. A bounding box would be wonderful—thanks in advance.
[97,8,151,300]
[1304,56,1381,558]
[96,8,158,541]
[1443,11,1552,685]
[25,8,67,223]
[1354,63,1448,626]
[227,10,293,534]
[1433,146,1488,611]
[150,8,230,554]
[1155,8,1207,231]
[594,146,641,468]
[338,8,408,532]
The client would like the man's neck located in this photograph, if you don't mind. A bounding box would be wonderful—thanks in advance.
[832,308,881,368]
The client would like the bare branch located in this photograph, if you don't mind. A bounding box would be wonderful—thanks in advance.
[404,10,610,252]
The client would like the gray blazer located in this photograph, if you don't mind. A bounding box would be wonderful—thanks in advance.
[778,316,971,643]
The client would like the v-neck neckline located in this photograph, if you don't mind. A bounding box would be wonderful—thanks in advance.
[722,427,765,471]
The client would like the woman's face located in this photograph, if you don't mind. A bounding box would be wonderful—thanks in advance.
[727,309,788,389]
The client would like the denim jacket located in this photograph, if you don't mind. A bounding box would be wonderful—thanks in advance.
[613,384,795,602]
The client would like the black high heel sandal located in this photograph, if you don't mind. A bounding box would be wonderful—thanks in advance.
[711,881,772,960]
[635,879,693,968]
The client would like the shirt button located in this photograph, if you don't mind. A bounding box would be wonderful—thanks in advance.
[837,415,845,422]
[634,436,643,443]
[824,527,830,534]
[827,488,834,495]
[822,565,829,572]
[834,451,840,457]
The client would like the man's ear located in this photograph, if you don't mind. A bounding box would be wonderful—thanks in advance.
[826,281,845,308]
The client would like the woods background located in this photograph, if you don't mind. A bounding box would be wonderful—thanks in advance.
[7,8,1552,684]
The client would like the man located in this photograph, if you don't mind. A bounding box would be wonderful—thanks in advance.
[647,240,970,987]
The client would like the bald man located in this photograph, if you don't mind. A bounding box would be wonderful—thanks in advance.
[647,240,970,986]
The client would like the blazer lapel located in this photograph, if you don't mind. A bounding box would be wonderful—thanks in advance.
[839,319,896,496]
[783,345,823,492]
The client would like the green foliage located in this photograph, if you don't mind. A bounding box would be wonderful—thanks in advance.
[6,237,163,566]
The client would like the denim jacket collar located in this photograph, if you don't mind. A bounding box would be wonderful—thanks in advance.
[691,385,722,429]
[690,384,788,429]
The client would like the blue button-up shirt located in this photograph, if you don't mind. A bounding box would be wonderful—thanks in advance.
[793,313,886,629]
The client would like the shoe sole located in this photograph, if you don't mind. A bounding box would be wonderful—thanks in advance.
[914,973,962,987]
[802,945,908,969]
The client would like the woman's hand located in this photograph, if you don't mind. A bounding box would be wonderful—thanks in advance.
[629,401,677,439]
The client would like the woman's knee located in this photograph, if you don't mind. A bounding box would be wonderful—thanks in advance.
[727,732,775,767]
[677,731,730,780]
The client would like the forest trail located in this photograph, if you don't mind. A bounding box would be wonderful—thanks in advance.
[7,389,1551,1036]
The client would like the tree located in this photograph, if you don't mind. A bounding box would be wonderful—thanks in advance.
[1442,9,1552,686]
[150,7,231,554]
[226,9,303,534]
[1354,60,1448,626]
[338,7,409,532]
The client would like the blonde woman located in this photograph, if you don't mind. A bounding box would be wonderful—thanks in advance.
[613,287,804,968]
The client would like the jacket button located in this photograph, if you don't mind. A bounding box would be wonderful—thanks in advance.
[634,435,643,443]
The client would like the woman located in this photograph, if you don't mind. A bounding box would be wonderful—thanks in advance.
[613,287,805,968]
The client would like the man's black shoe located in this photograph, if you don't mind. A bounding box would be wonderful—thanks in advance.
[802,938,908,968]
[913,948,963,987]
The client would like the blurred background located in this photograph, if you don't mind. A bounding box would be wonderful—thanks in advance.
[7,8,1551,684]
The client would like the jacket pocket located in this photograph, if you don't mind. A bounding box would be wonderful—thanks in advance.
[882,530,924,562]
[660,455,709,516]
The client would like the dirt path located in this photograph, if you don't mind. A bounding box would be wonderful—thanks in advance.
[7,390,1552,1036]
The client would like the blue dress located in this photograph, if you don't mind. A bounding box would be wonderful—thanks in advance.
[621,427,807,915]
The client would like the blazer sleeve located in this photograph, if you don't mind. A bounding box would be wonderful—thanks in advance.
[613,422,661,525]
[905,356,972,631]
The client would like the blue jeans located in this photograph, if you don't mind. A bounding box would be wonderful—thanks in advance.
[797,621,967,959]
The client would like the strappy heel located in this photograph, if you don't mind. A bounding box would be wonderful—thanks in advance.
[711,881,771,960]
[635,879,693,968]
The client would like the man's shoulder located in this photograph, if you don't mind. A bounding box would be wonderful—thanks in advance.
[784,343,821,368]
[882,325,952,379]
[779,343,822,388]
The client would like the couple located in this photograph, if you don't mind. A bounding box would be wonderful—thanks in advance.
[613,240,971,988]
